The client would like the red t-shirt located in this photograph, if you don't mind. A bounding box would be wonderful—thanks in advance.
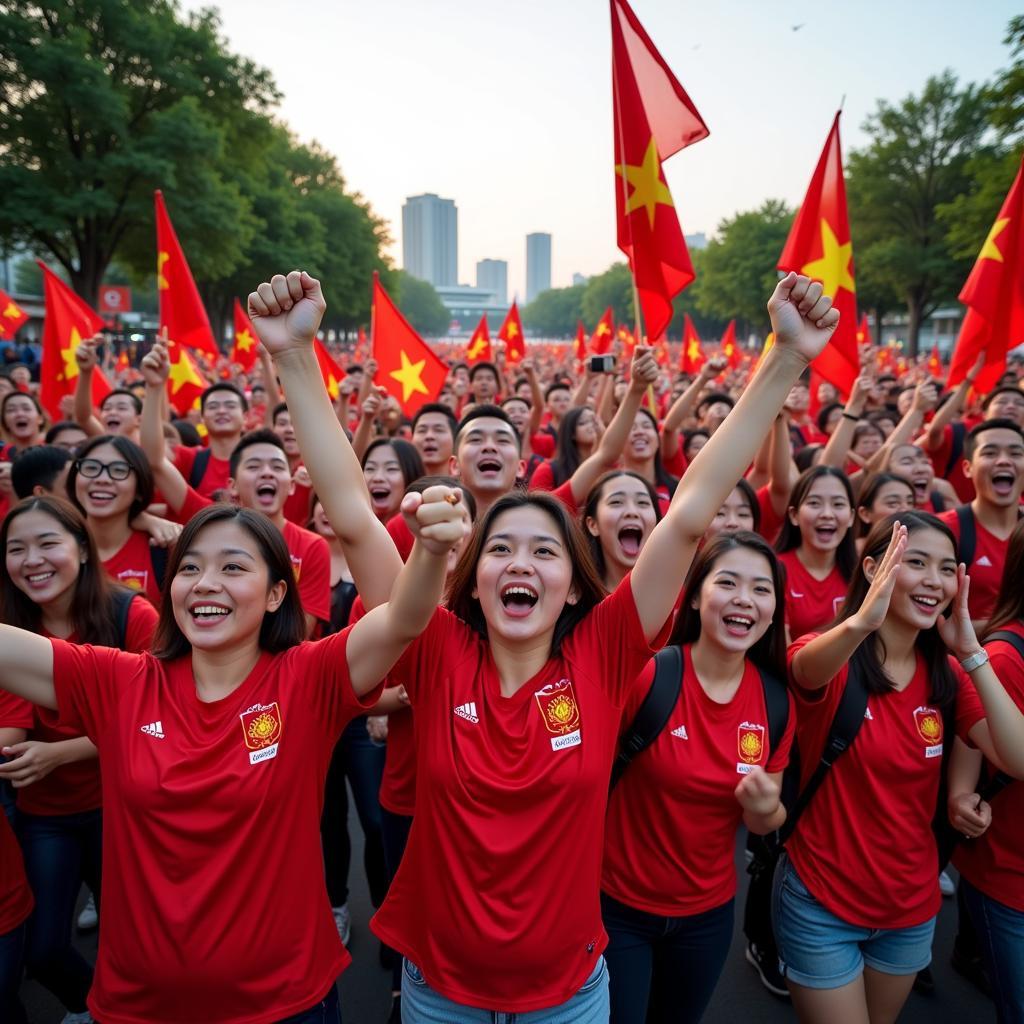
[662,440,687,480]
[551,479,581,516]
[19,596,158,817]
[786,634,984,929]
[51,631,382,1024]
[174,444,232,500]
[0,690,35,935]
[756,485,785,544]
[777,549,847,641]
[283,479,313,526]
[953,621,1024,911]
[602,648,795,915]
[528,460,556,491]
[939,507,1010,622]
[927,421,978,504]
[530,429,556,460]
[386,513,415,562]
[370,577,670,1012]
[103,530,165,607]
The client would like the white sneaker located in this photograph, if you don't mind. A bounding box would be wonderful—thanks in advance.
[77,893,98,931]
[60,1012,94,1023]
[332,904,351,946]
[940,870,956,897]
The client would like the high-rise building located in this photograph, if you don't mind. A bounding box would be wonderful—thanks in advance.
[526,233,552,303]
[476,259,508,304]
[572,272,589,287]
[402,194,458,287]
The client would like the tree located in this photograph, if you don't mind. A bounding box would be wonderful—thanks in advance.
[667,249,724,340]
[394,271,448,337]
[522,285,585,336]
[581,263,634,327]
[846,72,990,355]
[694,200,793,334]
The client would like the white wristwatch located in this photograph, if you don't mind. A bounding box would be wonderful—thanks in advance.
[960,650,990,673]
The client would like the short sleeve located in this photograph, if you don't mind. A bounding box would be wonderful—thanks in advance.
[388,608,474,704]
[173,445,198,478]
[296,534,331,623]
[0,690,34,730]
[171,484,213,525]
[385,515,415,563]
[124,596,159,653]
[551,480,579,516]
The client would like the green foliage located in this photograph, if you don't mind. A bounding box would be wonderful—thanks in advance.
[522,284,584,336]
[580,263,634,327]
[394,271,449,336]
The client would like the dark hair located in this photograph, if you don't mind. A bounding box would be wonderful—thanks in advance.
[271,401,289,423]
[668,531,786,678]
[412,403,458,438]
[468,361,498,382]
[1,390,44,424]
[11,446,72,499]
[68,434,153,520]
[816,402,843,434]
[151,505,306,659]
[632,407,678,497]
[402,474,478,521]
[455,404,521,452]
[981,384,1024,412]
[833,512,958,705]
[865,408,896,431]
[964,417,1024,460]
[855,472,915,538]
[45,421,85,446]
[171,419,203,448]
[775,465,857,581]
[445,492,606,656]
[201,381,249,413]
[100,388,143,415]
[501,395,531,411]
[361,437,425,489]
[581,470,662,581]
[681,428,710,459]
[987,517,1024,636]
[794,443,822,473]
[0,496,135,647]
[544,381,571,400]
[851,421,885,451]
[549,406,595,487]
[730,478,762,534]
[228,428,287,478]
[697,392,735,415]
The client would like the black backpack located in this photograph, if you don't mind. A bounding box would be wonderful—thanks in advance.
[943,420,967,479]
[111,589,139,648]
[188,447,213,490]
[956,504,1024,570]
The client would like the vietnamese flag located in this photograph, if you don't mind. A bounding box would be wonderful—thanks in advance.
[574,320,587,363]
[466,315,493,364]
[927,345,943,379]
[777,112,859,398]
[0,288,29,340]
[314,338,346,401]
[231,298,259,372]
[719,320,742,368]
[498,302,525,363]
[679,313,705,373]
[372,273,447,417]
[38,263,111,419]
[166,339,208,416]
[116,348,130,374]
[611,0,708,343]
[355,326,369,362]
[155,191,219,360]
[948,155,1024,392]
[856,312,871,347]
[589,307,615,354]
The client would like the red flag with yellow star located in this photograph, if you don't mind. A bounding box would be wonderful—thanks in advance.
[155,191,219,360]
[948,155,1024,391]
[589,307,615,354]
[498,302,525,363]
[0,288,29,340]
[231,298,259,372]
[927,345,943,379]
[314,338,346,401]
[372,273,447,417]
[719,320,742,368]
[574,320,587,363]
[679,313,705,373]
[466,315,493,364]
[612,0,708,343]
[38,263,111,419]
[355,326,369,362]
[115,348,130,374]
[856,312,870,347]
[777,112,859,397]
[166,339,208,416]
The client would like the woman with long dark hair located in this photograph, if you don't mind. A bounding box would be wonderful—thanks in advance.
[621,406,679,514]
[529,406,600,491]
[361,437,425,524]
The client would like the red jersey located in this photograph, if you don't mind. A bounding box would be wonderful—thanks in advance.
[786,634,984,929]
[283,477,313,526]
[602,648,795,915]
[777,549,847,640]
[953,621,1024,911]
[51,631,382,1024]
[0,690,35,935]
[756,484,785,544]
[528,460,557,491]
[939,507,1010,622]
[20,596,158,817]
[927,421,978,503]
[370,578,669,1011]
[174,444,231,499]
[662,440,687,480]
[530,429,556,460]
[103,530,165,606]
[386,513,415,562]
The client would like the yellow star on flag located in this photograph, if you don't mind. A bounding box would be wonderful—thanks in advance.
[60,327,82,383]
[389,350,429,403]
[505,322,519,338]
[687,340,700,360]
[158,251,170,290]
[979,217,1009,263]
[801,220,855,297]
[325,373,340,401]
[468,336,487,358]
[235,328,255,352]
[596,322,611,336]
[616,136,675,229]
[2,302,20,320]
[169,349,204,394]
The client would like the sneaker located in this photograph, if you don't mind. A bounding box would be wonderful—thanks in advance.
[332,904,351,946]
[745,941,789,998]
[939,870,955,897]
[387,995,401,1024]
[76,894,98,931]
[60,1013,94,1024]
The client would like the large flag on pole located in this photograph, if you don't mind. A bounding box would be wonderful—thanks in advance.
[231,298,259,372]
[498,302,526,363]
[0,288,29,340]
[466,315,493,363]
[155,191,219,359]
[589,307,615,354]
[611,0,708,343]
[948,155,1024,392]
[777,112,859,397]
[38,263,111,419]
[371,273,447,417]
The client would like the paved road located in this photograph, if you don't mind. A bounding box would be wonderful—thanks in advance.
[22,820,995,1023]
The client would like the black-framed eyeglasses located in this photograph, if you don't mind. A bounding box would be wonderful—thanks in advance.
[75,458,133,481]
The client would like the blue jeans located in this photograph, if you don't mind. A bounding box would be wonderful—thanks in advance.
[0,922,27,1024]
[601,891,733,1024]
[275,984,341,1023]
[402,957,608,1023]
[321,717,387,907]
[19,808,102,1013]
[961,877,1024,1023]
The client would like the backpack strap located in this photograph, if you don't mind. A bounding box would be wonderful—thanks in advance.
[111,589,137,649]
[150,545,169,593]
[929,489,946,514]
[943,420,967,478]
[610,645,683,790]
[188,447,213,490]
[758,666,790,758]
[956,504,977,571]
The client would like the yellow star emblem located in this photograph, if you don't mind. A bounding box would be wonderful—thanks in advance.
[801,220,855,296]
[596,322,611,336]
[389,350,429,403]
[467,335,488,358]
[505,322,519,338]
[2,302,21,321]
[60,327,82,383]
[616,136,675,229]
[979,217,1009,263]
[158,251,170,290]
[169,349,204,394]
[235,328,255,352]
[687,340,700,360]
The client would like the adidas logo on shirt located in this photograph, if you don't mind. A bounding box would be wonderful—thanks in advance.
[453,702,479,725]
[140,721,165,739]
[976,556,993,567]
[670,725,689,740]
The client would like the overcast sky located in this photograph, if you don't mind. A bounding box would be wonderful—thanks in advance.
[186,0,1019,300]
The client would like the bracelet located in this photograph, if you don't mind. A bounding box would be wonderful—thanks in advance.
[960,650,989,673]
[841,412,859,422]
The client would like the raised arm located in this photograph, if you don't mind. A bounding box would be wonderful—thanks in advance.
[631,273,841,642]
[865,380,938,474]
[764,413,797,519]
[249,271,403,611]
[0,627,58,710]
[820,374,871,469]
[72,337,105,437]
[661,356,726,463]
[922,355,983,451]
[138,342,189,514]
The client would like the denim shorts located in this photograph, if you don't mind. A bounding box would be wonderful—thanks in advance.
[771,854,936,989]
